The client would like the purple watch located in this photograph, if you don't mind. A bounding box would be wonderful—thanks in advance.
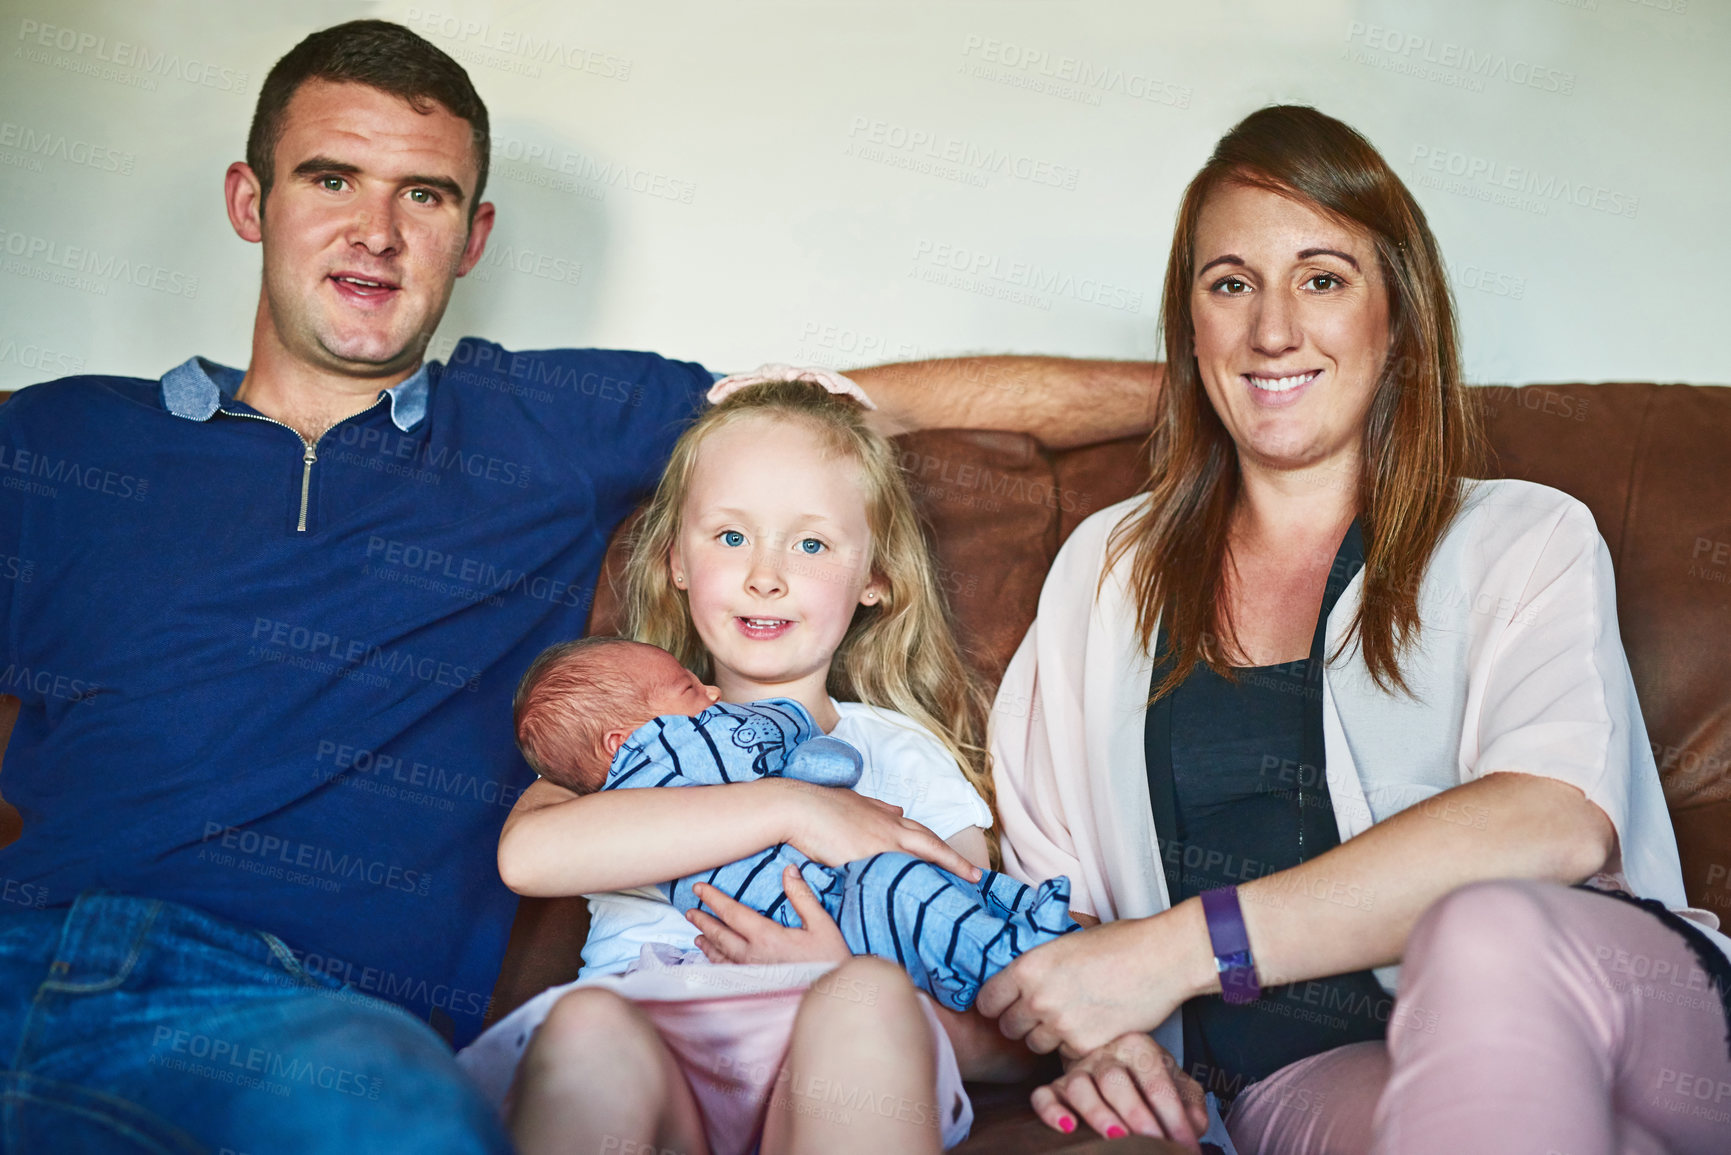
[1200,886,1262,1005]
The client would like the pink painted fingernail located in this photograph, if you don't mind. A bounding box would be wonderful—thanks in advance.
[1057,1116,1075,1133]
[1106,1125,1127,1139]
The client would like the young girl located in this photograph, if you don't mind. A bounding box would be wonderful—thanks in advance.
[458,380,1031,1155]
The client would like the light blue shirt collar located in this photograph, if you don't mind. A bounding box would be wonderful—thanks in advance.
[160,356,429,432]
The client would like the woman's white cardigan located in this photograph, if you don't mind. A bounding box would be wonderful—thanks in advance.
[990,478,1726,1060]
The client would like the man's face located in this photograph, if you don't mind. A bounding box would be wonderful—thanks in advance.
[256,79,488,377]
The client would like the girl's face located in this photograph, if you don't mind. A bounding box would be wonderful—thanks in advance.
[669,414,884,704]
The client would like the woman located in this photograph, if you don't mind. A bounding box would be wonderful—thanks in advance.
[978,105,1731,1155]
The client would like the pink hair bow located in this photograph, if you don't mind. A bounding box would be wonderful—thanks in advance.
[706,363,877,410]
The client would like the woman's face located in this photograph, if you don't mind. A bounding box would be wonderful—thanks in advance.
[1190,181,1391,481]
[669,414,883,702]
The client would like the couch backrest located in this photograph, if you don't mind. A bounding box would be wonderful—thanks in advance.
[1,384,1726,1024]
[880,385,1731,912]
[497,382,1728,1025]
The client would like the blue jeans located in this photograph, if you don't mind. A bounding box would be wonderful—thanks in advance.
[0,891,510,1154]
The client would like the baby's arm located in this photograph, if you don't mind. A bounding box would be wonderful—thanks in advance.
[605,704,861,792]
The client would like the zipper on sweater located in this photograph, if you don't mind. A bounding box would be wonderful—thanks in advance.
[220,410,319,533]
[296,442,318,531]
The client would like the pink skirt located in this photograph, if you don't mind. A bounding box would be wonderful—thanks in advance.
[457,949,973,1154]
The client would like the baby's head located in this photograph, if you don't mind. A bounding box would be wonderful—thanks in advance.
[513,637,718,794]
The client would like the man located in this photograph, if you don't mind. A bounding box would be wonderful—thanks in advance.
[0,19,1155,1152]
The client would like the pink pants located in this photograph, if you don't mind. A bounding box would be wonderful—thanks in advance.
[1226,880,1731,1155]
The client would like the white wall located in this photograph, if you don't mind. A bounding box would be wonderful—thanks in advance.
[0,0,1723,391]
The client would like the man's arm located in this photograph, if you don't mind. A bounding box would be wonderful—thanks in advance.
[848,357,1161,450]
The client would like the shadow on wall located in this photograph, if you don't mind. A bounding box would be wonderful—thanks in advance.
[433,117,613,357]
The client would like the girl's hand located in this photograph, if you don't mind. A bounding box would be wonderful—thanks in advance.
[687,866,850,965]
[1031,1032,1207,1149]
[781,781,982,882]
[978,906,1212,1056]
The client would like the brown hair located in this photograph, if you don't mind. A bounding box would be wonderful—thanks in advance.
[621,382,1001,863]
[513,637,648,794]
[247,20,490,220]
[1109,104,1485,697]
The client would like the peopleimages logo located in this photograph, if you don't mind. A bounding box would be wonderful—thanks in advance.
[0,442,149,500]
[0,120,134,174]
[0,227,199,297]
[200,822,433,897]
[1408,145,1638,220]
[290,947,494,1022]
[844,116,1081,191]
[248,617,482,693]
[1344,21,1575,95]
[491,136,696,205]
[957,36,1193,109]
[15,18,249,93]
[909,239,1144,314]
[403,8,632,79]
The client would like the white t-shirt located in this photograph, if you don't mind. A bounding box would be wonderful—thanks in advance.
[579,698,994,978]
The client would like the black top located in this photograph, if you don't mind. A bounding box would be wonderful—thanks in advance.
[1145,522,1390,1104]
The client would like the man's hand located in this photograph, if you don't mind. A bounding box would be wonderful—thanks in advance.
[707,364,875,409]
[687,866,850,965]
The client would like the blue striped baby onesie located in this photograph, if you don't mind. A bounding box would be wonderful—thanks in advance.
[603,699,1078,1011]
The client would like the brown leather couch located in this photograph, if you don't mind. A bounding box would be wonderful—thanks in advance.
[2,382,1727,1153]
[488,381,1731,1154]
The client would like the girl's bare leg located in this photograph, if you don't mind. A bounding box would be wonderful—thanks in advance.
[509,987,711,1155]
[761,957,943,1155]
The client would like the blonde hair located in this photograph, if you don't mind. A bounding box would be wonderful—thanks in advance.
[621,381,999,864]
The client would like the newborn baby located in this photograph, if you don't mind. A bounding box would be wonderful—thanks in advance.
[512,636,864,796]
[512,637,1079,1012]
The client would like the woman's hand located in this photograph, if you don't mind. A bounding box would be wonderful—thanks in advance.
[978,903,1214,1056]
[687,866,851,965]
[780,780,982,882]
[1031,1032,1208,1149]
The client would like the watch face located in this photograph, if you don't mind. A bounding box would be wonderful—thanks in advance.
[1217,950,1261,1004]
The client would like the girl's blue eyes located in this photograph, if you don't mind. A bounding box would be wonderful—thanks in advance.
[716,531,826,554]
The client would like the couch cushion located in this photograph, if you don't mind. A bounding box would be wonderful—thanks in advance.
[1477,383,1731,909]
[893,430,1063,684]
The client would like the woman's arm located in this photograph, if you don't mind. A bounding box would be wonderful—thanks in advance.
[980,770,1615,1055]
[1229,770,1613,990]
[498,776,982,897]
